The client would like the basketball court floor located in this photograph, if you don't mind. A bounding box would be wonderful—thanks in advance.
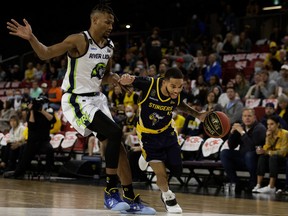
[0,176,287,216]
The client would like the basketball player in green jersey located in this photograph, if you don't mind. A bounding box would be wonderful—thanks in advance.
[119,67,207,213]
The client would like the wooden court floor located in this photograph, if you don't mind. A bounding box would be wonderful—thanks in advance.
[0,177,287,216]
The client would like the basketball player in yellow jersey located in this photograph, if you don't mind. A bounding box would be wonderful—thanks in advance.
[7,3,155,215]
[119,68,207,213]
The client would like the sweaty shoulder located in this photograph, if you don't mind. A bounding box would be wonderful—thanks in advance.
[65,32,87,58]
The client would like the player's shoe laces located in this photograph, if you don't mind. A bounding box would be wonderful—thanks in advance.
[104,188,130,211]
[121,194,156,215]
[161,191,182,214]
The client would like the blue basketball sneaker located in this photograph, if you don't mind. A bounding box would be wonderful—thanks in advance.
[121,194,156,215]
[104,188,130,211]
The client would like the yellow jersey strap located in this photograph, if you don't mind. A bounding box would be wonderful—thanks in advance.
[136,120,172,134]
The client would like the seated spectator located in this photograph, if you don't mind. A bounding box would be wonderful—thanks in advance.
[204,53,222,83]
[202,91,223,112]
[276,94,288,126]
[122,105,147,182]
[180,99,205,139]
[252,116,288,193]
[172,110,185,134]
[108,85,124,108]
[0,115,26,171]
[276,64,288,96]
[220,108,267,192]
[0,100,17,133]
[244,73,261,101]
[260,102,288,129]
[123,85,139,112]
[218,80,239,108]
[223,86,244,124]
[48,79,62,111]
[234,72,250,101]
[29,81,43,99]
[253,69,278,100]
[39,82,49,98]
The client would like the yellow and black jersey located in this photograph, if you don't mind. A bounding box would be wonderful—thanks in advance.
[132,76,181,134]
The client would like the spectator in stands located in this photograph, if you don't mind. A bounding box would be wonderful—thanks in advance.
[244,73,261,101]
[207,75,222,94]
[211,34,223,55]
[202,91,223,112]
[34,63,43,82]
[3,98,56,179]
[29,81,43,99]
[57,58,67,80]
[0,115,26,171]
[10,64,22,81]
[220,32,236,54]
[265,59,281,83]
[189,54,206,80]
[276,94,288,126]
[10,89,22,111]
[220,108,267,192]
[181,78,194,103]
[0,100,17,133]
[252,115,288,193]
[191,74,209,105]
[47,79,62,111]
[218,80,238,108]
[122,105,146,182]
[276,64,288,96]
[223,86,244,124]
[158,62,168,78]
[24,62,36,83]
[249,60,264,85]
[108,85,125,108]
[180,99,205,139]
[147,64,158,78]
[172,109,185,134]
[123,85,139,111]
[236,31,252,53]
[260,102,288,129]
[254,69,278,100]
[204,53,222,82]
[234,72,250,101]
[246,0,260,17]
[145,27,163,69]
[263,41,282,67]
[174,57,188,76]
[0,64,8,82]
[21,87,32,109]
[39,82,49,98]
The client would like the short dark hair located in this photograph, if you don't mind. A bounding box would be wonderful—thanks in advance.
[164,68,184,80]
[91,2,117,20]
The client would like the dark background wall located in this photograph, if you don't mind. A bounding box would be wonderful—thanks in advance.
[0,0,281,58]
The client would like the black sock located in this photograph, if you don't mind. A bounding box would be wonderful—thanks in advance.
[106,174,119,191]
[122,184,135,199]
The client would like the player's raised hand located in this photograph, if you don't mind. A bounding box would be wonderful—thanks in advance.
[7,18,33,40]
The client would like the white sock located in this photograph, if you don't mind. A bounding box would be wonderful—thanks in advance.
[162,189,173,198]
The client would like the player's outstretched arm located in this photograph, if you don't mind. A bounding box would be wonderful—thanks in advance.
[7,18,78,60]
[177,101,208,122]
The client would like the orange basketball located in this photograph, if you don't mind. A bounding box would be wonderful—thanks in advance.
[203,111,231,138]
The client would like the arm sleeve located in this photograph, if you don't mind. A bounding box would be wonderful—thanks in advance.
[132,76,153,99]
